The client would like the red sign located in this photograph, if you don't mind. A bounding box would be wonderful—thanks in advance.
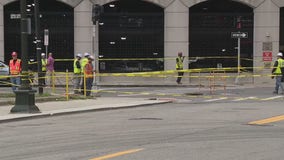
[263,52,272,61]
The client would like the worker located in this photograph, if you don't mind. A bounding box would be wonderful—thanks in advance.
[9,51,22,92]
[73,53,82,94]
[84,55,94,96]
[271,52,284,94]
[41,53,47,86]
[176,52,185,84]
[46,52,54,87]
[81,52,90,94]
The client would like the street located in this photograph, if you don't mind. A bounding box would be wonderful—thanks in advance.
[0,98,284,160]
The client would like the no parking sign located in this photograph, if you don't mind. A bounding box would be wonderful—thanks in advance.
[263,51,272,61]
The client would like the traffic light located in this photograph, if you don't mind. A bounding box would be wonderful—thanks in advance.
[236,16,242,29]
[92,4,104,25]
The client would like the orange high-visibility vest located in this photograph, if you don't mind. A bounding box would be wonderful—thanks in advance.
[84,63,94,78]
[9,59,21,75]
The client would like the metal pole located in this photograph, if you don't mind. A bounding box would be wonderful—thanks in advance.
[11,0,40,113]
[93,20,99,94]
[34,0,43,94]
[20,0,29,89]
[235,37,241,84]
[238,37,241,75]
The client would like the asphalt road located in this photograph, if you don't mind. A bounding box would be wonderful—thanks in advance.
[0,100,284,160]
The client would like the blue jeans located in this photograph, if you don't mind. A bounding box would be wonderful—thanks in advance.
[10,76,21,92]
[275,75,284,93]
[86,77,93,96]
[73,73,81,93]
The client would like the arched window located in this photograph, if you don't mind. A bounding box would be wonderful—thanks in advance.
[280,8,284,52]
[4,0,74,71]
[189,0,253,71]
[99,0,164,73]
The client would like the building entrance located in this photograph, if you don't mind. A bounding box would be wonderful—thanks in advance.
[189,0,254,71]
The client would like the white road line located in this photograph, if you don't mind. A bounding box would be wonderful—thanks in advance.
[232,97,257,102]
[205,97,227,102]
[261,95,284,101]
[118,94,144,97]
[175,99,193,103]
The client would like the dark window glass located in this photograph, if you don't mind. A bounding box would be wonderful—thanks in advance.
[99,0,164,73]
[280,8,284,52]
[4,0,74,71]
[189,0,253,71]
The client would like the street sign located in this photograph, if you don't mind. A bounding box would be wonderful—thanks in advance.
[10,14,21,19]
[231,32,248,38]
[44,29,49,46]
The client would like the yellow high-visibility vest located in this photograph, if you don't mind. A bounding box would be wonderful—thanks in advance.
[42,59,47,71]
[176,57,183,69]
[274,59,284,74]
[73,59,81,74]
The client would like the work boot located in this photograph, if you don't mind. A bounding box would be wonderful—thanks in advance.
[273,91,278,94]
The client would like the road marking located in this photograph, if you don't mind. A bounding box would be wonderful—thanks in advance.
[232,97,257,102]
[261,95,284,101]
[90,148,143,160]
[205,97,227,102]
[118,94,144,97]
[248,115,284,125]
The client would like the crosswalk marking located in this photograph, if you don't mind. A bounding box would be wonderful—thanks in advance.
[261,96,284,101]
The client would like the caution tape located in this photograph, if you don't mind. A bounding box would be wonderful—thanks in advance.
[25,56,257,63]
[5,71,277,80]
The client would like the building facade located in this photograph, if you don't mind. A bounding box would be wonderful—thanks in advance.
[0,0,284,84]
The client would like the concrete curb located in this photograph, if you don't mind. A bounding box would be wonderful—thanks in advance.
[0,99,172,123]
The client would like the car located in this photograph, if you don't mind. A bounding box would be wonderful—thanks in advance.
[0,61,10,82]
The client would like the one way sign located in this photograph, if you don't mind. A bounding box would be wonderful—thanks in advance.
[231,32,248,38]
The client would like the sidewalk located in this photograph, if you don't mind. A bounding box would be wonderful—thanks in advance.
[0,81,273,123]
[0,97,172,123]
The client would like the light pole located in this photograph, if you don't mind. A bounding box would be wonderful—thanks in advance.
[10,0,40,113]
[34,0,44,94]
[91,4,103,90]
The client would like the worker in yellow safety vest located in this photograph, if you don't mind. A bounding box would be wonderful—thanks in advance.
[74,53,82,94]
[272,52,284,94]
[41,53,47,86]
[176,52,185,84]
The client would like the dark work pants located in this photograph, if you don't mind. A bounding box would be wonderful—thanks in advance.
[86,77,93,96]
[39,71,46,86]
[176,70,184,83]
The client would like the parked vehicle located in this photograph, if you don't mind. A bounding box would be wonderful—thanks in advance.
[0,61,10,82]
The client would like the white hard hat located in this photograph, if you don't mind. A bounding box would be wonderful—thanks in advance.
[88,56,94,60]
[277,52,283,57]
[76,53,82,58]
[41,53,45,56]
[84,52,90,57]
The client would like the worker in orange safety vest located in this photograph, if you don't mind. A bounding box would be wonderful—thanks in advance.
[9,51,22,92]
[83,55,95,96]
